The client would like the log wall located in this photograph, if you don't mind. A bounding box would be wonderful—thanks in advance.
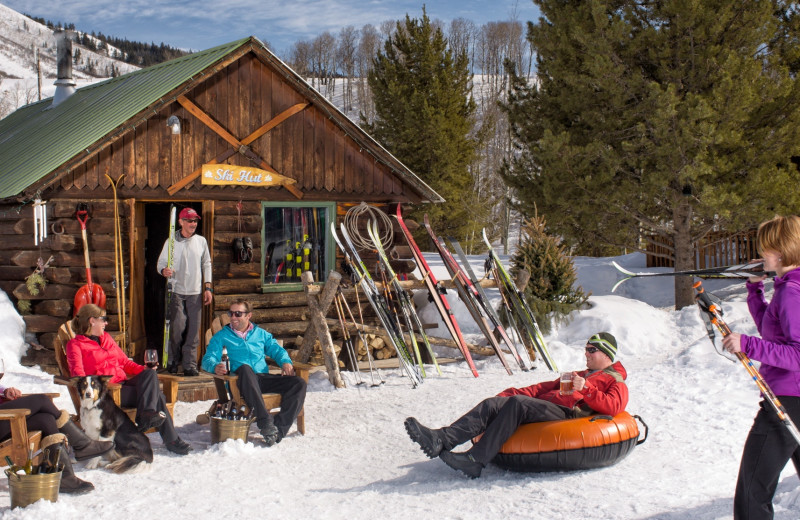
[0,199,130,372]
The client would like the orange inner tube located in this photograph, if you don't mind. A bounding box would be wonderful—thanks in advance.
[477,412,640,454]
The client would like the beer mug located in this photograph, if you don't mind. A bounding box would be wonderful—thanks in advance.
[559,372,574,395]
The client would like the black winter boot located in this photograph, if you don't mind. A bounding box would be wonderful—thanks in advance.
[404,417,444,458]
[40,434,94,495]
[440,450,484,479]
[56,410,114,461]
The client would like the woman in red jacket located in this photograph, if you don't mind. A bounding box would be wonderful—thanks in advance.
[66,304,191,455]
[405,332,628,478]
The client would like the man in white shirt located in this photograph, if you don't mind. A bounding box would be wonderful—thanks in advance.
[157,207,212,376]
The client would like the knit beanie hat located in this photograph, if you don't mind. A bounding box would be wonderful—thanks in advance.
[587,332,617,361]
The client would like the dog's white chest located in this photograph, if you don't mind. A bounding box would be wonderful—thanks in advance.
[79,405,109,441]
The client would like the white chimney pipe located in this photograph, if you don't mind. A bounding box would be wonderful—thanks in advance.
[52,29,76,107]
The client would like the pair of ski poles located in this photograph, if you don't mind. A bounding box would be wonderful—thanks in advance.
[693,280,800,445]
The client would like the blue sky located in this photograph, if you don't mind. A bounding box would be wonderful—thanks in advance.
[3,1,541,54]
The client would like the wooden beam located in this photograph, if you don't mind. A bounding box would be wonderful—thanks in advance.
[169,98,307,199]
[177,95,242,149]
[241,103,309,145]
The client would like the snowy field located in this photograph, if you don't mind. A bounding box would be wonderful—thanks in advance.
[0,252,797,519]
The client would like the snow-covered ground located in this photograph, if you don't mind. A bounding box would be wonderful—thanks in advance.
[0,252,798,519]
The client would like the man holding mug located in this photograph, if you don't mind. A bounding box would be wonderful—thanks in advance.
[404,332,627,478]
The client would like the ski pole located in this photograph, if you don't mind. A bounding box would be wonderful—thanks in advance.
[693,280,800,445]
[333,291,364,386]
[344,281,384,386]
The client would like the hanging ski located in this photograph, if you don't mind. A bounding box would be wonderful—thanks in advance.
[694,280,800,445]
[611,260,772,292]
[367,219,441,376]
[161,205,177,367]
[395,206,478,376]
[482,228,558,371]
[424,216,513,374]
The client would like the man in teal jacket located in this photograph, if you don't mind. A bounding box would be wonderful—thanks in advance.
[202,299,307,446]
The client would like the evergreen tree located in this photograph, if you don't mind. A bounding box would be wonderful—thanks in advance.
[510,214,588,334]
[363,8,488,245]
[501,0,800,308]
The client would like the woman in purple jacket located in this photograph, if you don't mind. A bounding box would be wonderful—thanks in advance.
[723,215,800,520]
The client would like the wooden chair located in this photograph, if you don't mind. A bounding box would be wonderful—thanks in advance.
[0,393,61,467]
[52,321,182,428]
[205,314,310,434]
[0,410,42,466]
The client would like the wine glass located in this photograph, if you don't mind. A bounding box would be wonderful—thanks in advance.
[144,350,158,369]
[0,358,5,381]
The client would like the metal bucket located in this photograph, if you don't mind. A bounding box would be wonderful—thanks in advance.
[210,417,255,443]
[7,471,62,508]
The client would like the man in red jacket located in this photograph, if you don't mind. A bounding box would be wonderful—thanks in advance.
[405,332,628,478]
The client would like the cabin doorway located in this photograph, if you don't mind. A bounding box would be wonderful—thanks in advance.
[140,201,204,363]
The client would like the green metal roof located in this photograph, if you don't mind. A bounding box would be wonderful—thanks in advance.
[0,37,251,200]
[0,35,444,204]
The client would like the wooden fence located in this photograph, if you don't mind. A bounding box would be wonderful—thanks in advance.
[646,229,758,268]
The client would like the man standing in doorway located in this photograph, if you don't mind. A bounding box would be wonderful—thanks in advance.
[158,207,212,376]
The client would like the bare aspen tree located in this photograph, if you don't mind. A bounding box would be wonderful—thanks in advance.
[449,18,477,74]
[338,26,358,113]
[289,40,313,79]
[356,23,381,123]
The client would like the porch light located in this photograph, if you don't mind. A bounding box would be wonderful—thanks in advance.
[167,115,181,135]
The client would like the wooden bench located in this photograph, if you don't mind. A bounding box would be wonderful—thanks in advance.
[52,321,182,429]
[205,314,310,434]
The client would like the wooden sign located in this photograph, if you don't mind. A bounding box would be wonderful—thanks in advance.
[201,164,294,188]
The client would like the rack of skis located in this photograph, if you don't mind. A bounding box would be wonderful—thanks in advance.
[329,205,558,387]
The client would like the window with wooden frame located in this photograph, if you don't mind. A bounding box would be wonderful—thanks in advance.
[262,202,335,291]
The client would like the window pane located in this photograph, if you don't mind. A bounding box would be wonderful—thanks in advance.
[264,206,328,284]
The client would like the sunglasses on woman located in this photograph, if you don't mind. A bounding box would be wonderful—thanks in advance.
[227,310,248,317]
[92,315,109,322]
[585,346,600,354]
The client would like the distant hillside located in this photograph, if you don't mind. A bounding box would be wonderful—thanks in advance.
[0,2,185,116]
[25,14,188,68]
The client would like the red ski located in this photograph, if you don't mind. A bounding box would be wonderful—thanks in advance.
[395,205,479,377]
[423,214,513,375]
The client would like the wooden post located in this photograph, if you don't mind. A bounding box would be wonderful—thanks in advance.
[297,270,342,363]
[302,271,345,388]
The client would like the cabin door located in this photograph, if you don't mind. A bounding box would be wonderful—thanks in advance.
[135,201,205,366]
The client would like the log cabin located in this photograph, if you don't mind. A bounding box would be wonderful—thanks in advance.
[0,32,444,383]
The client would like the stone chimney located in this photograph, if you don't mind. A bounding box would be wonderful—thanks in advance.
[52,30,76,107]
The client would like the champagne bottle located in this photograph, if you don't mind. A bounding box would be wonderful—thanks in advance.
[4,455,23,475]
[221,346,230,374]
[50,446,62,473]
[22,442,33,474]
[238,404,248,420]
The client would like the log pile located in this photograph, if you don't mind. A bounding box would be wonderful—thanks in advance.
[298,333,397,368]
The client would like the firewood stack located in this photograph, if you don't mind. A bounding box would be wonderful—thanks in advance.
[297,333,397,367]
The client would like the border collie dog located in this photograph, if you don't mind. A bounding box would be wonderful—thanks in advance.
[74,375,153,473]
